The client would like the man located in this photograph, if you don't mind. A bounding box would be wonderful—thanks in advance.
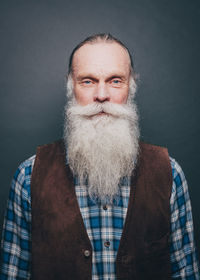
[0,33,199,279]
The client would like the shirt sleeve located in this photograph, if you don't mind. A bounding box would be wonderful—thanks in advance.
[170,157,200,279]
[0,156,35,280]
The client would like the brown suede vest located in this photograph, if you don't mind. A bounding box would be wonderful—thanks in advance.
[31,140,172,280]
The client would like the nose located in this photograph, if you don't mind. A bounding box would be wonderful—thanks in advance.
[94,83,110,103]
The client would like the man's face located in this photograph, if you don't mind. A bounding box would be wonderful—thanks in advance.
[71,42,131,106]
[65,41,139,202]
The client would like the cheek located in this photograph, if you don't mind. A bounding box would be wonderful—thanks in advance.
[74,88,94,105]
[109,89,129,104]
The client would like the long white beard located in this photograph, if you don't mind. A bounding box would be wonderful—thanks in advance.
[64,81,140,204]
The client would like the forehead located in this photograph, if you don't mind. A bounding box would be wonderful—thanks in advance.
[72,42,131,77]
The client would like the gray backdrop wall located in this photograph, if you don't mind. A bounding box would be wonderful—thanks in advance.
[1,0,200,256]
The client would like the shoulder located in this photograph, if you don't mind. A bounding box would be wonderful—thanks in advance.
[139,145,188,197]
[139,141,171,174]
[11,155,36,202]
[169,157,187,194]
[15,154,36,181]
[36,139,65,154]
[169,157,190,208]
[139,142,169,160]
[169,157,186,181]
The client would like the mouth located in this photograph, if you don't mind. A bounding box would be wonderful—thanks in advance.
[97,111,107,116]
[88,111,109,119]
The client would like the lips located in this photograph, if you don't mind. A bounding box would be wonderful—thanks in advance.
[97,111,106,115]
[90,111,108,118]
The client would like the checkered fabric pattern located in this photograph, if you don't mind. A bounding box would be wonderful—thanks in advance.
[0,155,199,279]
[74,176,130,280]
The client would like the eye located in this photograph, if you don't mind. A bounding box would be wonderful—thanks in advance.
[83,80,92,84]
[110,79,122,86]
[80,79,94,87]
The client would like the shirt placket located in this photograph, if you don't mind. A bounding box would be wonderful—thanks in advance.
[101,203,113,280]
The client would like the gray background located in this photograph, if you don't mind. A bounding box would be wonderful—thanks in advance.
[0,0,200,256]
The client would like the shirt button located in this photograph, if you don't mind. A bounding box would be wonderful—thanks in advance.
[103,205,107,210]
[104,241,110,248]
[84,250,91,258]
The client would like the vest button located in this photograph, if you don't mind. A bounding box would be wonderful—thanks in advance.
[103,205,107,210]
[104,241,110,248]
[84,250,91,257]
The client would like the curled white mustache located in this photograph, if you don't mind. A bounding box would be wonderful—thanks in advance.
[67,102,136,121]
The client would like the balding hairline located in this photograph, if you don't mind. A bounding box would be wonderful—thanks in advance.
[68,33,135,78]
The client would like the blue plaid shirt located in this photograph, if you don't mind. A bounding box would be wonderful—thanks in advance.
[0,155,199,279]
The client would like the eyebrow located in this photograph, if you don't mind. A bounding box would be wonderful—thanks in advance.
[105,75,126,82]
[76,73,127,82]
[76,75,98,82]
